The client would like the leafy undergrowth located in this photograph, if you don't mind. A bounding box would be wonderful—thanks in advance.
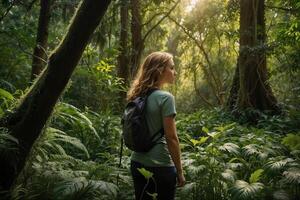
[176,108,300,200]
[0,89,299,200]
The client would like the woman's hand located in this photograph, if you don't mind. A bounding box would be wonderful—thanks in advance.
[177,172,186,187]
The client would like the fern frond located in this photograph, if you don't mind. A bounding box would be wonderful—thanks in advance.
[229,180,264,200]
[219,143,240,155]
[264,157,294,172]
[282,167,300,185]
[242,144,260,157]
[44,127,89,158]
[272,189,290,200]
[53,177,117,200]
[249,169,264,183]
[221,169,236,183]
[55,103,100,141]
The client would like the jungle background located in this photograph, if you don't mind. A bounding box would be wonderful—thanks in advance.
[0,0,299,199]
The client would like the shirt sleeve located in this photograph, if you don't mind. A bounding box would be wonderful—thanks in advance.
[161,93,176,118]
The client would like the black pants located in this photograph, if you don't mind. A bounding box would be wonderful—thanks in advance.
[130,160,177,200]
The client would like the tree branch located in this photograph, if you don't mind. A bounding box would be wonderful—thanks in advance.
[168,15,223,105]
[142,0,180,43]
[266,5,300,13]
[142,11,166,26]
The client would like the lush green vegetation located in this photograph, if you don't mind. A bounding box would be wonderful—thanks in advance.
[1,89,299,199]
[0,0,299,199]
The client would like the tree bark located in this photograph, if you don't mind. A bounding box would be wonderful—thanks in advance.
[117,0,129,100]
[130,0,143,78]
[31,0,52,81]
[226,58,239,109]
[0,0,111,190]
[227,0,279,114]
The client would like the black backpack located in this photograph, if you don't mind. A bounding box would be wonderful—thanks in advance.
[121,89,164,152]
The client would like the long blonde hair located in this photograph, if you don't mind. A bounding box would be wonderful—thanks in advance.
[127,52,173,101]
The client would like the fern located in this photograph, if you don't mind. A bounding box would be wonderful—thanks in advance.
[53,177,117,200]
[0,128,19,164]
[282,133,300,151]
[242,144,260,157]
[0,88,14,116]
[44,127,90,158]
[54,103,100,141]
[219,142,240,155]
[249,169,264,183]
[281,167,300,185]
[264,157,294,172]
[271,189,290,200]
[229,180,264,200]
[221,169,236,183]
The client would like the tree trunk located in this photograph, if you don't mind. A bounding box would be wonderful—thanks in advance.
[227,0,279,114]
[130,0,143,77]
[31,0,52,81]
[0,0,111,191]
[117,0,129,102]
[226,58,239,109]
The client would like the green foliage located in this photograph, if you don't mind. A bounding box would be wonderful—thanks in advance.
[137,168,153,180]
[249,169,264,183]
[0,0,299,199]
[282,133,300,151]
[63,54,125,113]
[229,180,264,200]
[176,108,300,200]
[0,88,14,116]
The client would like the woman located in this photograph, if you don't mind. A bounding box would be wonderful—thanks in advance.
[127,52,185,200]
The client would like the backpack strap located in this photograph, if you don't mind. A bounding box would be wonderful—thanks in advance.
[117,135,123,186]
[145,88,159,97]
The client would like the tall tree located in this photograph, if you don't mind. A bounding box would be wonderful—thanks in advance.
[31,0,52,81]
[0,0,111,191]
[227,0,279,114]
[117,0,129,91]
[129,0,180,78]
[130,0,142,77]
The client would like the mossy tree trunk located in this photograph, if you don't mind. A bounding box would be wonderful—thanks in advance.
[130,0,143,77]
[117,0,129,102]
[0,0,111,191]
[227,0,279,114]
[31,0,52,81]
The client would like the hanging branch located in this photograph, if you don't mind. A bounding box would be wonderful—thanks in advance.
[168,15,223,105]
[142,0,180,43]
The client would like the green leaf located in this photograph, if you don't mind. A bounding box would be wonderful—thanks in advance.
[221,169,236,183]
[219,143,240,155]
[230,180,264,200]
[249,169,264,183]
[47,127,90,158]
[199,136,209,144]
[190,139,199,146]
[265,157,294,172]
[272,189,290,200]
[190,136,209,146]
[202,126,209,133]
[146,192,158,199]
[282,167,300,185]
[137,168,153,180]
[282,133,300,151]
[0,88,14,100]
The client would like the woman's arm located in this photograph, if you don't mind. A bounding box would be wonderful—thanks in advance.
[163,116,185,187]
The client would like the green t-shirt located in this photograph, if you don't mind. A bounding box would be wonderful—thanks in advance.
[131,90,176,167]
